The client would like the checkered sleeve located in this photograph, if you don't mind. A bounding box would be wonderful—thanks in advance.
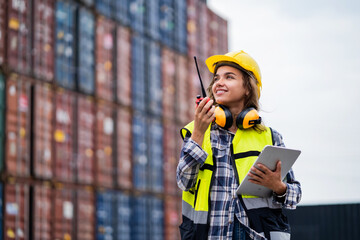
[272,129,302,209]
[176,136,208,191]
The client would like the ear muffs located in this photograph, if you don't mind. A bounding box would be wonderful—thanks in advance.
[214,105,261,130]
[236,107,262,129]
[214,105,233,129]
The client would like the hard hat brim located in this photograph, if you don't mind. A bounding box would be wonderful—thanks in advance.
[205,55,242,73]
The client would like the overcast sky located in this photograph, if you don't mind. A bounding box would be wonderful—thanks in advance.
[208,0,360,205]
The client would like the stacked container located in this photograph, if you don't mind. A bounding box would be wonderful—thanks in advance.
[0,1,228,239]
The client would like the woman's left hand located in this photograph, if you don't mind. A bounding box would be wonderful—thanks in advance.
[247,161,287,195]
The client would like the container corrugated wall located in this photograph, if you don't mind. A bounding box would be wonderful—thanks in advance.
[0,73,5,171]
[0,0,5,65]
[32,183,52,240]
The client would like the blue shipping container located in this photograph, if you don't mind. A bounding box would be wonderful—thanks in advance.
[115,0,130,26]
[148,117,163,192]
[174,0,188,54]
[159,0,175,48]
[96,191,115,240]
[132,34,146,112]
[55,0,77,90]
[147,40,162,116]
[132,112,148,191]
[128,0,145,34]
[131,195,148,240]
[95,0,114,19]
[115,192,131,240]
[78,7,95,94]
[0,183,2,239]
[148,196,164,240]
[146,0,160,40]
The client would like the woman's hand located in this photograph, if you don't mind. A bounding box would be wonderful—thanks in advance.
[191,97,215,146]
[247,161,287,195]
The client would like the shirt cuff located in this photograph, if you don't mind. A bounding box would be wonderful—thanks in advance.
[183,137,208,166]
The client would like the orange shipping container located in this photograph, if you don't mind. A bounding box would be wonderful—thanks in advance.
[4,183,30,240]
[54,89,75,182]
[33,83,54,179]
[76,95,95,184]
[5,74,31,177]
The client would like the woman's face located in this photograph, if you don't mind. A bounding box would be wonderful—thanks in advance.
[211,65,248,108]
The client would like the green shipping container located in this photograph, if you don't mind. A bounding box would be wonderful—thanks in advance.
[0,72,4,171]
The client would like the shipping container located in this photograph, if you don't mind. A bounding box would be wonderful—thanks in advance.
[197,2,210,61]
[96,191,115,240]
[55,0,77,89]
[148,117,163,193]
[53,186,75,240]
[32,83,54,179]
[286,203,360,240]
[116,107,132,189]
[147,40,162,116]
[0,183,3,238]
[77,7,95,95]
[114,191,131,240]
[174,0,187,54]
[31,183,52,240]
[80,0,94,7]
[6,0,32,75]
[0,0,6,65]
[131,194,148,240]
[175,54,190,125]
[5,74,31,177]
[95,102,114,188]
[96,16,115,102]
[76,188,95,240]
[187,0,198,58]
[164,196,181,240]
[149,196,164,240]
[116,25,131,107]
[76,95,95,184]
[159,0,175,48]
[53,89,75,182]
[162,47,176,120]
[132,112,148,191]
[95,0,113,18]
[4,182,30,240]
[207,8,219,56]
[163,121,178,195]
[115,0,130,26]
[146,0,160,40]
[128,0,145,34]
[131,33,146,112]
[33,0,55,82]
[187,56,201,119]
[218,16,228,53]
[0,72,5,171]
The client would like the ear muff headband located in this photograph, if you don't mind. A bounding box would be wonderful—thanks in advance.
[214,105,233,129]
[236,107,261,129]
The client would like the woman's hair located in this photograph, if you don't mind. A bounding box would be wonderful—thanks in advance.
[207,61,266,132]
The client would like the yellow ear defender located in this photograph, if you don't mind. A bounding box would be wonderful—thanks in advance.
[214,105,261,130]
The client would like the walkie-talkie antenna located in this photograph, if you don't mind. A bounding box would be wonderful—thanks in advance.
[194,56,207,98]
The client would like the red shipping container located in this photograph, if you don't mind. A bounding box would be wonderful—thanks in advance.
[197,2,210,62]
[164,196,181,240]
[175,54,191,125]
[76,188,95,240]
[32,184,52,240]
[54,89,75,182]
[7,0,32,75]
[208,8,220,56]
[187,0,198,58]
[218,16,228,53]
[33,83,54,179]
[33,0,55,81]
[95,102,114,187]
[162,47,176,121]
[187,57,200,120]
[163,121,180,195]
[116,25,132,107]
[5,74,31,177]
[0,0,6,65]
[76,95,95,184]
[96,17,115,102]
[116,106,132,189]
[4,183,30,240]
[53,186,75,240]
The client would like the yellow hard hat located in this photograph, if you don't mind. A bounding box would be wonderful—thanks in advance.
[205,50,262,98]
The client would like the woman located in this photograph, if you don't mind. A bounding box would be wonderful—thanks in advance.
[176,50,301,240]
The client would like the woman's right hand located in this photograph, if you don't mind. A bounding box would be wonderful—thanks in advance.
[191,97,215,146]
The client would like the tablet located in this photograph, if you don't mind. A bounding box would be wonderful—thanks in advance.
[236,145,301,197]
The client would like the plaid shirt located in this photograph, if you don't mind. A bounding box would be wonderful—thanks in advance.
[177,124,302,240]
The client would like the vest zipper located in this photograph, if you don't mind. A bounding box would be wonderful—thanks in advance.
[230,143,240,185]
[194,179,201,208]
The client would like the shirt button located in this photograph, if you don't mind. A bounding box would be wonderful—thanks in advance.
[233,195,236,199]
[229,220,233,224]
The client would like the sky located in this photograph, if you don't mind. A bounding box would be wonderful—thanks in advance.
[207,0,360,205]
